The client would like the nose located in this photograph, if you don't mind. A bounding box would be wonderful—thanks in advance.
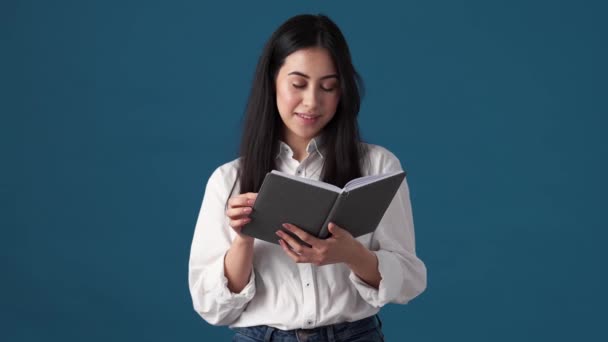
[302,87,320,110]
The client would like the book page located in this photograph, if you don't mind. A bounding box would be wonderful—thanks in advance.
[270,170,342,192]
[343,171,404,191]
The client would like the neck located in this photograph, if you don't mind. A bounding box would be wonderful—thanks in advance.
[283,133,310,162]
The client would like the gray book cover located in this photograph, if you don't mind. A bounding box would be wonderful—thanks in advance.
[241,170,406,245]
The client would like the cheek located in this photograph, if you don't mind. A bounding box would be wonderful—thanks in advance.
[324,93,340,113]
[276,85,300,113]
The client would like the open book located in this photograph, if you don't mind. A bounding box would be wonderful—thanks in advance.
[241,170,406,245]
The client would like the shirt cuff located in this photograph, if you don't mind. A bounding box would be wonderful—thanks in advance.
[211,251,256,309]
[348,250,399,308]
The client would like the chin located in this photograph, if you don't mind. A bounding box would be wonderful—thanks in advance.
[295,131,319,140]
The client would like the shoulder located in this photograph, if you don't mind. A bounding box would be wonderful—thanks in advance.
[359,142,405,175]
[205,157,241,198]
[211,157,240,180]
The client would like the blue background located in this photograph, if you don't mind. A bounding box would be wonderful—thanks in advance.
[2,0,607,341]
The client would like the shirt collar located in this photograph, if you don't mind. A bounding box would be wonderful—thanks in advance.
[276,135,325,159]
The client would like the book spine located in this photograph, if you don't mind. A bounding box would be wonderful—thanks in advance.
[317,192,346,239]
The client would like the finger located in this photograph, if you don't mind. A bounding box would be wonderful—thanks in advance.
[226,206,252,219]
[242,192,258,199]
[328,222,350,238]
[227,213,250,222]
[275,229,310,255]
[328,222,339,236]
[279,239,306,263]
[229,217,251,229]
[228,195,256,208]
[282,223,319,247]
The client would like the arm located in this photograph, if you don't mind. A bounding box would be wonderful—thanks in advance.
[188,166,256,326]
[348,154,427,307]
[224,235,255,293]
[345,239,381,289]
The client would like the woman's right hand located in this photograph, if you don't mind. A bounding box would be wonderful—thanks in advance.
[226,192,258,242]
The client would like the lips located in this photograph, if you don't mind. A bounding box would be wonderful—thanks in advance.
[295,112,320,120]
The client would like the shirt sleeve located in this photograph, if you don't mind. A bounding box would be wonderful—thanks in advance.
[349,152,427,308]
[188,165,256,325]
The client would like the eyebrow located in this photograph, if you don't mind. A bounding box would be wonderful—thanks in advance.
[287,71,339,80]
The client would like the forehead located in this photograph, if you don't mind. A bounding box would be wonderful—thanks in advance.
[280,47,337,76]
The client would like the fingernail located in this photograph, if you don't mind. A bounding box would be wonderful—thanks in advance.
[243,207,252,213]
[248,199,254,205]
[282,223,289,229]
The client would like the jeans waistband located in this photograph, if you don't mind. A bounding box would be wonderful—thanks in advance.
[232,314,382,341]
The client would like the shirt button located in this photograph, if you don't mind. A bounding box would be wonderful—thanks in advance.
[307,321,313,325]
[296,170,302,175]
[306,283,310,287]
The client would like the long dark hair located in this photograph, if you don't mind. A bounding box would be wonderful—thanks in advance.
[237,14,366,195]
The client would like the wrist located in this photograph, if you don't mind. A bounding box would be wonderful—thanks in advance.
[233,234,255,247]
[345,239,367,266]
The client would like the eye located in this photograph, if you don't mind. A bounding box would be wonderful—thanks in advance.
[321,83,338,92]
[292,83,306,89]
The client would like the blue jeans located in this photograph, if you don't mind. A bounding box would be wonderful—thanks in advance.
[231,315,384,342]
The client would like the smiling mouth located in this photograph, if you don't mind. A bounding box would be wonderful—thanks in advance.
[295,113,320,120]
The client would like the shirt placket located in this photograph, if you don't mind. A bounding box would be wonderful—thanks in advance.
[295,162,305,177]
[298,263,318,328]
[278,147,320,328]
[295,154,312,177]
[297,153,323,178]
[296,159,318,328]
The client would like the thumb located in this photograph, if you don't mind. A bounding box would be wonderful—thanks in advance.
[328,222,344,237]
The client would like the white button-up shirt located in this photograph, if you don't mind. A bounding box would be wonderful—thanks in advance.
[188,138,427,330]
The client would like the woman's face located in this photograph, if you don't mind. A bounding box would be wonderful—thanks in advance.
[275,47,340,145]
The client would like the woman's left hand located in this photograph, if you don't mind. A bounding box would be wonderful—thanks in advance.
[276,222,361,266]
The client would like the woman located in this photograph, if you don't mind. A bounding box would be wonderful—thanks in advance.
[189,14,427,341]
